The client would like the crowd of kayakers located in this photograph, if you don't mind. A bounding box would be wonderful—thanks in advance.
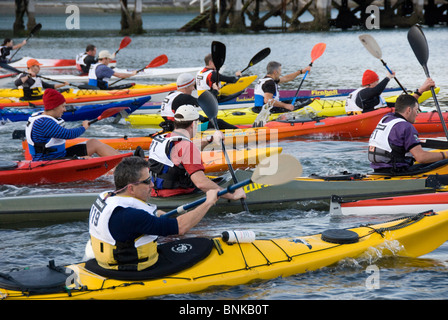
[1,35,444,274]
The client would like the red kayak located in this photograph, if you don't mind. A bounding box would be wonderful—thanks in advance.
[330,192,448,216]
[237,107,393,139]
[0,153,132,185]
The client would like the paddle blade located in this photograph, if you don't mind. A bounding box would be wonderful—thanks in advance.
[147,54,168,68]
[30,23,42,35]
[119,36,132,50]
[197,90,218,119]
[211,41,226,72]
[408,25,430,74]
[249,47,271,67]
[310,43,326,63]
[89,107,130,124]
[251,154,302,186]
[359,34,382,59]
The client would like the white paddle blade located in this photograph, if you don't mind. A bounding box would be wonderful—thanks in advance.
[251,154,302,186]
[359,34,383,59]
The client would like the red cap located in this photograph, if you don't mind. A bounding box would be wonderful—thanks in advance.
[27,58,43,68]
[43,89,66,111]
[362,69,379,86]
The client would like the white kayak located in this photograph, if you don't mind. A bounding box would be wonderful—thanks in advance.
[4,56,116,70]
[30,66,202,83]
[329,192,448,216]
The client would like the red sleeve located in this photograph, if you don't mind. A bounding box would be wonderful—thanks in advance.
[171,140,205,175]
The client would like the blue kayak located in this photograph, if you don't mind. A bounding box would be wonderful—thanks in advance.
[0,95,151,122]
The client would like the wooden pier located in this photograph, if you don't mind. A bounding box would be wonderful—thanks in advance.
[178,0,448,32]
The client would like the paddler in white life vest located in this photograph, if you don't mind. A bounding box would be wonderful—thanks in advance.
[253,61,312,114]
[159,73,237,133]
[368,90,444,174]
[148,104,246,200]
[196,53,242,96]
[25,88,120,161]
[88,50,136,89]
[88,156,220,271]
[14,58,69,100]
[76,44,98,74]
[345,70,433,115]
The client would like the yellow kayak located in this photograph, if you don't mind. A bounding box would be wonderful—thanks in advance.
[198,75,257,97]
[126,90,436,127]
[1,209,447,299]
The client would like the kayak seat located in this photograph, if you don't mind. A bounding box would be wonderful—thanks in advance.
[309,172,365,181]
[84,238,214,281]
[370,159,448,176]
[0,160,18,170]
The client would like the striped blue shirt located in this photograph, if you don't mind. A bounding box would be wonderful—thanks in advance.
[30,117,86,160]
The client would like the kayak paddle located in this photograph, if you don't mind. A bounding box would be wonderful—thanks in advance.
[407,24,448,140]
[198,90,250,213]
[211,41,226,84]
[163,154,303,217]
[241,47,271,73]
[358,34,407,93]
[291,42,326,105]
[88,106,130,125]
[114,36,132,56]
[109,54,168,86]
[9,23,42,62]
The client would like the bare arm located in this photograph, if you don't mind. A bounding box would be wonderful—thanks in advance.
[190,170,246,200]
[410,144,447,164]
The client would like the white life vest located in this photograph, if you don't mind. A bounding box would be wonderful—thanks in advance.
[196,68,214,95]
[75,52,88,71]
[160,91,182,118]
[88,63,110,88]
[148,134,191,168]
[368,115,413,163]
[345,87,387,114]
[254,77,279,107]
[89,191,159,271]
[16,73,44,95]
[25,112,66,158]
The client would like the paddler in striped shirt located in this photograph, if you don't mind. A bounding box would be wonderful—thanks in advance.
[25,88,120,161]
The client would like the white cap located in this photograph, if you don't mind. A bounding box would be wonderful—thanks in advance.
[174,104,199,122]
[98,50,113,59]
[176,73,196,89]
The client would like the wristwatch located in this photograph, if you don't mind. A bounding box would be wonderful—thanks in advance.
[415,89,422,96]
[206,135,214,143]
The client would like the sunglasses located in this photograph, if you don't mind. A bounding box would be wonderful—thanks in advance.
[136,176,152,185]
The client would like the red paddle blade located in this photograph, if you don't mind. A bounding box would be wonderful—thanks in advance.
[97,107,129,120]
[146,54,168,68]
[310,43,326,63]
[119,36,132,50]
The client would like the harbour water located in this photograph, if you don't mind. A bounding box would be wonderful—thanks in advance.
[1,11,448,302]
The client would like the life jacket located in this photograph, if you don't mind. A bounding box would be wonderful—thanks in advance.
[25,112,66,160]
[148,134,196,190]
[368,115,414,167]
[89,191,159,271]
[0,45,11,62]
[345,87,386,114]
[88,63,109,89]
[16,72,44,99]
[196,68,214,95]
[254,76,279,107]
[160,91,182,120]
[75,52,88,72]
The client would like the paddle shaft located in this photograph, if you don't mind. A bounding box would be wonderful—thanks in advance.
[9,23,42,61]
[380,59,407,93]
[291,66,311,105]
[210,117,251,213]
[164,178,252,217]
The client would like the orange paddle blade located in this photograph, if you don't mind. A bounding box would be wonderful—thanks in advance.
[119,36,132,50]
[146,54,168,68]
[310,43,326,63]
[97,107,129,120]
